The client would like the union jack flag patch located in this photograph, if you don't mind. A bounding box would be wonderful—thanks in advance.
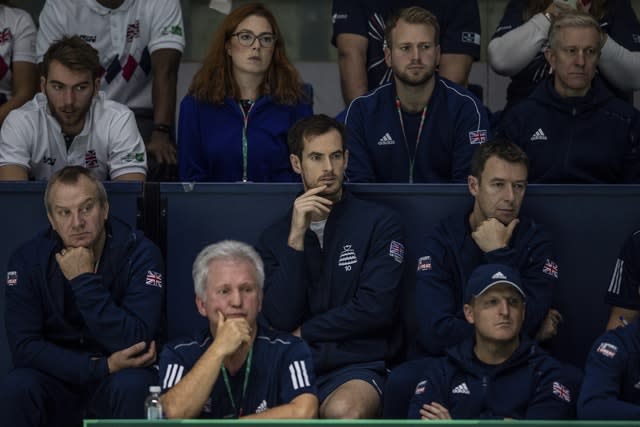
[126,20,140,42]
[145,270,163,288]
[6,271,17,286]
[389,240,405,263]
[468,130,488,145]
[85,150,98,169]
[552,381,571,403]
[542,259,559,278]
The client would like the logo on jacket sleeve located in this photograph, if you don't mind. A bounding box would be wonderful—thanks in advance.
[468,130,487,144]
[415,380,427,395]
[389,240,404,263]
[122,152,145,163]
[6,271,17,286]
[289,360,311,390]
[145,270,163,288]
[597,342,618,358]
[552,381,571,403]
[452,382,470,395]
[162,25,183,36]
[338,245,358,271]
[542,259,559,278]
[417,255,432,271]
[461,32,481,45]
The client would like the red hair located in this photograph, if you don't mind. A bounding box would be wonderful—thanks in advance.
[189,3,306,105]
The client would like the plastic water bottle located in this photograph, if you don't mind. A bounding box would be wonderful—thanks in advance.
[144,386,163,420]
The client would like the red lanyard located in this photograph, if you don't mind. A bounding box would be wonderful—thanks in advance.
[395,97,427,183]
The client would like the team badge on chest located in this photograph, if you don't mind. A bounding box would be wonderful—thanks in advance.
[338,245,358,271]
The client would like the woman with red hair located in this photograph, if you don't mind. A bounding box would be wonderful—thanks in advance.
[178,3,312,182]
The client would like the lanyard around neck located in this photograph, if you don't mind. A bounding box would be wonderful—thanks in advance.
[395,97,427,183]
[239,100,254,182]
[221,347,253,418]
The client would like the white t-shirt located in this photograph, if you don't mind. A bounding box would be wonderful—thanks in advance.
[0,6,36,101]
[36,0,185,110]
[0,91,147,180]
[310,220,327,249]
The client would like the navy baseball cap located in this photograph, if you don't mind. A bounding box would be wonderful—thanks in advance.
[464,264,525,304]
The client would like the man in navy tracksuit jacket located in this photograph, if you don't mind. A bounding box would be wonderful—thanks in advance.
[417,139,559,355]
[343,6,490,184]
[578,319,640,419]
[331,0,480,101]
[0,166,164,427]
[498,13,640,184]
[415,210,556,357]
[408,264,575,420]
[257,115,405,419]
[383,139,561,418]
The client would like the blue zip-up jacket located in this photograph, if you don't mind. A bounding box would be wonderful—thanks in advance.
[344,77,491,183]
[415,210,557,357]
[178,93,312,182]
[257,191,405,374]
[4,217,165,385]
[408,337,576,419]
[499,77,640,183]
[492,0,640,110]
[578,319,640,419]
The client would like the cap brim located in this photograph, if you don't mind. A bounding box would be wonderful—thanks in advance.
[474,280,526,299]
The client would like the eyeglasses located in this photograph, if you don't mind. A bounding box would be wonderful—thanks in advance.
[231,31,277,48]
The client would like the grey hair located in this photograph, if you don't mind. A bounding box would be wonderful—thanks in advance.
[44,166,108,214]
[548,11,604,50]
[192,240,265,300]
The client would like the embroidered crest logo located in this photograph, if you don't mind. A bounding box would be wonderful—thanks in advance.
[338,245,357,271]
[6,271,17,286]
[417,256,432,272]
[597,342,618,358]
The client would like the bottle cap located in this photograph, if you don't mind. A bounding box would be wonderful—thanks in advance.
[149,385,161,393]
